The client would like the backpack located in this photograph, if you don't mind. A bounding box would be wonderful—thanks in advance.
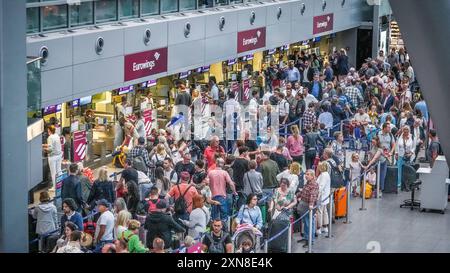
[132,149,148,173]
[174,184,193,215]
[147,198,161,213]
[431,141,444,156]
[205,232,227,253]
[328,158,345,188]
[153,154,165,168]
[136,200,148,215]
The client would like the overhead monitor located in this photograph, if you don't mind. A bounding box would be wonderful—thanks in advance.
[72,99,80,108]
[43,105,56,115]
[119,85,134,95]
[79,96,92,106]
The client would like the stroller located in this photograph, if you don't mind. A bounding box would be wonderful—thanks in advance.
[232,223,263,253]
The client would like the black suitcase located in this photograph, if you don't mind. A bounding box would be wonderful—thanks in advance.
[383,165,398,194]
[267,218,290,253]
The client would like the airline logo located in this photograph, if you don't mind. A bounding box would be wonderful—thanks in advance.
[313,13,334,35]
[237,27,266,53]
[124,47,168,82]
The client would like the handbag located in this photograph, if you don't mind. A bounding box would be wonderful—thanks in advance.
[296,200,309,218]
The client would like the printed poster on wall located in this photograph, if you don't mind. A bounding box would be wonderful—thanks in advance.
[231,82,240,99]
[73,130,87,163]
[143,109,153,137]
[242,79,251,102]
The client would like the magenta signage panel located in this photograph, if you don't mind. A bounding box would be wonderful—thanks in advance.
[237,27,266,54]
[313,13,334,35]
[124,47,168,82]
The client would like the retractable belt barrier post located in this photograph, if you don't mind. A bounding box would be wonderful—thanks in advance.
[287,222,292,253]
[344,181,352,224]
[376,161,381,199]
[360,173,367,211]
[306,208,313,253]
[326,192,333,238]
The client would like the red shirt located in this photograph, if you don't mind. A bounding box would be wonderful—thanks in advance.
[204,146,225,170]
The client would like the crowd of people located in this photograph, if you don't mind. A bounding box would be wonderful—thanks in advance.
[33,46,441,254]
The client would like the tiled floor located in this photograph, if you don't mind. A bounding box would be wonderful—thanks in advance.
[292,189,450,253]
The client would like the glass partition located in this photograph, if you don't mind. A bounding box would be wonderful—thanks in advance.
[26,0,254,33]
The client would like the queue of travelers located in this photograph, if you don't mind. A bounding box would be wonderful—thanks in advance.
[34,47,440,253]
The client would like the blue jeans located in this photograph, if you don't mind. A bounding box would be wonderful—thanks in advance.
[139,183,153,201]
[379,160,388,191]
[212,195,228,222]
[397,156,404,188]
[94,240,114,253]
[303,211,316,243]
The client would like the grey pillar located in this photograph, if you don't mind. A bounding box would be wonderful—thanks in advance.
[372,4,380,58]
[0,0,28,253]
[389,0,450,164]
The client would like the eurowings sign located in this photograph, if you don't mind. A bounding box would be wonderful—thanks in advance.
[313,13,334,35]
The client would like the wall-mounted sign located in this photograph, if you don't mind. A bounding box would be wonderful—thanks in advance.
[242,79,251,102]
[237,27,266,54]
[73,130,87,163]
[124,47,168,82]
[313,13,334,35]
[143,109,154,137]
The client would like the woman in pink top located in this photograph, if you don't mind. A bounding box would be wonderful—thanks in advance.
[287,125,304,165]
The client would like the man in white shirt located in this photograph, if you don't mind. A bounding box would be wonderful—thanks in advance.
[293,82,303,96]
[318,105,333,129]
[223,91,242,143]
[303,86,318,111]
[353,107,371,134]
[262,89,273,105]
[94,199,115,253]
[248,89,260,136]
[163,158,178,185]
[278,93,290,125]
[404,61,415,83]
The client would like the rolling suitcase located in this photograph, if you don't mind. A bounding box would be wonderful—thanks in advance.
[383,165,398,193]
[267,218,290,253]
[334,187,347,218]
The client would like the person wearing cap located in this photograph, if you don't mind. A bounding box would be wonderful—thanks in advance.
[128,136,152,173]
[144,198,185,250]
[94,199,115,253]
